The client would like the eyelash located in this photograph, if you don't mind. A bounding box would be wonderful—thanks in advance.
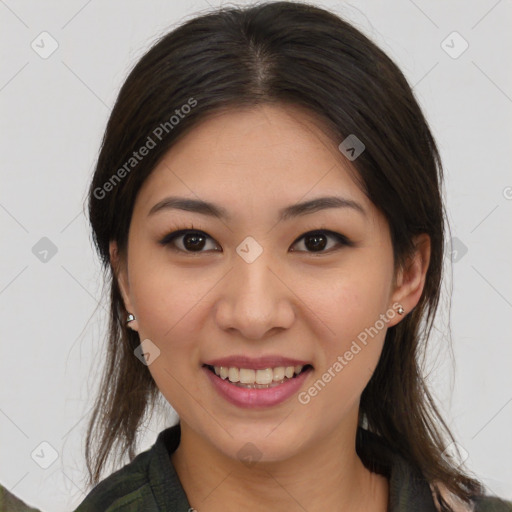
[158,223,354,255]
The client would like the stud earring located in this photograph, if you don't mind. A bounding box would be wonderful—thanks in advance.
[397,306,405,315]
[127,313,136,324]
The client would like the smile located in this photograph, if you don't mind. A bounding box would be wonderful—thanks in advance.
[202,360,313,408]
[205,364,312,388]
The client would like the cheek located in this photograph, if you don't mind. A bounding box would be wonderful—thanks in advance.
[304,258,392,406]
[303,305,388,425]
[125,256,206,403]
[308,254,394,345]
[128,262,204,418]
[128,250,209,340]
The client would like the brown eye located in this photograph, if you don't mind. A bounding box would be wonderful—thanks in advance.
[159,230,220,253]
[290,230,352,253]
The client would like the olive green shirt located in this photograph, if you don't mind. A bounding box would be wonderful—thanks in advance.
[0,486,41,512]
[72,424,511,512]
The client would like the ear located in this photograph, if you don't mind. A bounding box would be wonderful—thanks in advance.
[387,233,431,327]
[109,240,139,331]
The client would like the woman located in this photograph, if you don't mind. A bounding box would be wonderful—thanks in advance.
[75,2,511,510]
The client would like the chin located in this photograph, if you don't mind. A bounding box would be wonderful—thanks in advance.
[206,421,311,464]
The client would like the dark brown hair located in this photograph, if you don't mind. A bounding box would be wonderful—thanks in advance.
[85,1,485,508]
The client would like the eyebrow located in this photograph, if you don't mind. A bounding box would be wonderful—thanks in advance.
[147,195,366,222]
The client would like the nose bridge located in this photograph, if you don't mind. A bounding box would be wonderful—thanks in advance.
[216,238,294,339]
[237,246,274,296]
[234,240,278,310]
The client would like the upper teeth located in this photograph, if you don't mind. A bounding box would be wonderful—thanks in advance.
[213,365,304,384]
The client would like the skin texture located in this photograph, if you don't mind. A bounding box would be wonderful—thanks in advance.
[110,104,430,511]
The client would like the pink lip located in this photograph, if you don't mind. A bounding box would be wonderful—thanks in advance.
[203,355,311,370]
[203,365,313,408]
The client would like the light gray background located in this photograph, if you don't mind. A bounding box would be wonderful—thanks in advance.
[1,0,511,510]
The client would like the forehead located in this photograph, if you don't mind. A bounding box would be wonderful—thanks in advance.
[135,104,372,218]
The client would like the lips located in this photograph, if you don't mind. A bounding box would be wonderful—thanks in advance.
[202,355,314,408]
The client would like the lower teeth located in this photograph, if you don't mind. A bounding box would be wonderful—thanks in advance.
[230,379,291,389]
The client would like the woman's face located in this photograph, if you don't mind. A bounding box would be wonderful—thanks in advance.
[113,104,416,463]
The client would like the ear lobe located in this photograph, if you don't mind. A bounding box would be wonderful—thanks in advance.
[388,234,431,327]
[109,240,139,331]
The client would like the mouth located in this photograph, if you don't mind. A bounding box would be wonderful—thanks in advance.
[203,363,314,389]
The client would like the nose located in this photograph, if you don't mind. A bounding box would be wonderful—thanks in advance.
[214,249,295,340]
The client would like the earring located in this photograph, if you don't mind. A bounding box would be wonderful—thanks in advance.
[127,313,136,324]
[397,306,405,315]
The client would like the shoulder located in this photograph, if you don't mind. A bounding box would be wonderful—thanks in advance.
[473,495,512,512]
[432,481,512,512]
[74,448,157,512]
[356,429,511,512]
[74,425,186,512]
[0,483,42,512]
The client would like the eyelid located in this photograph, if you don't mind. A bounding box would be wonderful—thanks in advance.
[158,226,214,248]
[291,226,354,248]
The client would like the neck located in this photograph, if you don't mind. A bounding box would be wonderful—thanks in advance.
[171,417,388,512]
